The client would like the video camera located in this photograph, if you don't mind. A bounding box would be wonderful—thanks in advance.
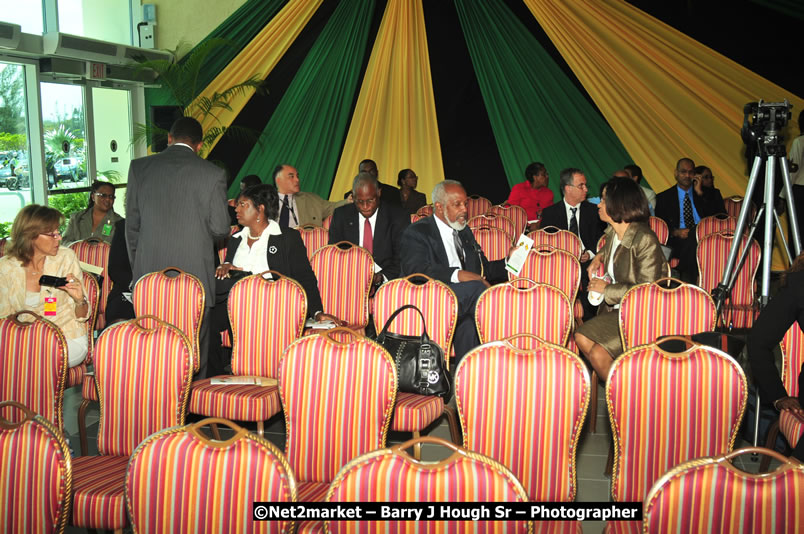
[741,99,792,148]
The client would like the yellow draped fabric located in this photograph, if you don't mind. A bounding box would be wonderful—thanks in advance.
[523,0,803,268]
[189,0,323,154]
[329,0,444,201]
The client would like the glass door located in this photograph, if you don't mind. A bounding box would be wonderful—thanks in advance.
[0,62,32,227]
[91,86,132,216]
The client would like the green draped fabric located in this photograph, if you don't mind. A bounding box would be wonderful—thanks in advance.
[750,0,804,21]
[230,0,374,197]
[145,0,287,108]
[454,0,634,197]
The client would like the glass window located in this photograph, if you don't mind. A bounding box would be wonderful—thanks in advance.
[0,2,44,35]
[91,86,131,216]
[0,62,32,231]
[57,0,132,45]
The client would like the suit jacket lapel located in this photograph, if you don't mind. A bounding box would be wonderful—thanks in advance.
[427,217,450,266]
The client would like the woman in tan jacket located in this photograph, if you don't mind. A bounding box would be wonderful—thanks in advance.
[575,177,668,380]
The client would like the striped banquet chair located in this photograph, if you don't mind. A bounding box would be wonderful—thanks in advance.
[310,242,374,332]
[695,213,737,241]
[416,204,433,217]
[325,436,532,533]
[512,245,583,328]
[468,213,516,241]
[487,203,529,237]
[321,214,333,230]
[372,274,461,458]
[0,311,67,431]
[529,226,583,259]
[648,215,670,245]
[64,271,99,391]
[410,213,422,223]
[697,232,760,329]
[190,272,307,435]
[724,195,755,220]
[466,194,492,218]
[126,418,297,533]
[455,334,590,503]
[69,238,112,330]
[762,322,804,472]
[475,279,573,346]
[0,401,72,534]
[473,225,514,261]
[605,339,747,533]
[643,447,804,534]
[297,224,330,261]
[70,316,194,533]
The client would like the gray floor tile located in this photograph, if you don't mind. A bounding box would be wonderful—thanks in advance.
[576,452,609,481]
[575,479,611,502]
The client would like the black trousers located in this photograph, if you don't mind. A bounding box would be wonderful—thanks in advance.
[448,280,487,364]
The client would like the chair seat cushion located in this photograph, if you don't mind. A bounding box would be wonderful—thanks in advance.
[723,306,756,329]
[81,374,98,402]
[391,392,444,432]
[573,298,584,322]
[189,378,281,421]
[66,362,87,388]
[780,410,804,448]
[604,520,641,534]
[296,482,330,534]
[72,455,129,529]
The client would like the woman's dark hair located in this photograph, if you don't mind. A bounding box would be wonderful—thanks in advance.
[397,168,413,187]
[87,180,114,210]
[602,177,650,224]
[7,204,64,264]
[240,174,262,190]
[238,184,279,222]
[524,162,546,184]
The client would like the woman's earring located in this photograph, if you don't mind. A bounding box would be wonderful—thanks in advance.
[257,218,260,222]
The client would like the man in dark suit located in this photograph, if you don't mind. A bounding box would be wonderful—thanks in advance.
[655,158,726,281]
[360,158,401,206]
[400,180,507,361]
[126,117,230,378]
[328,173,409,292]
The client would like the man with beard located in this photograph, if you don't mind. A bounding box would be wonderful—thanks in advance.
[400,179,507,360]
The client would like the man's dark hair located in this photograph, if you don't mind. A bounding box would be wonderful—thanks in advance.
[241,174,262,189]
[359,158,376,169]
[271,164,289,185]
[624,164,643,182]
[239,184,279,221]
[676,157,695,170]
[693,165,710,175]
[169,117,203,145]
[602,177,650,224]
[524,162,546,183]
[558,167,583,195]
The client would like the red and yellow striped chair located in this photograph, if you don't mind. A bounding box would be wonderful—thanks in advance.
[605,339,747,533]
[372,274,461,458]
[325,436,532,533]
[69,238,112,330]
[697,232,760,329]
[466,194,492,219]
[487,203,528,237]
[321,214,333,230]
[724,195,755,220]
[297,224,330,261]
[190,273,307,435]
[643,447,804,534]
[0,312,67,432]
[70,316,194,533]
[310,243,374,332]
[468,213,516,241]
[695,214,737,241]
[648,216,670,245]
[126,418,297,533]
[455,334,590,504]
[66,271,98,391]
[530,226,583,259]
[475,279,573,346]
[416,204,433,217]
[410,213,422,223]
[279,329,396,532]
[473,225,514,261]
[762,323,804,472]
[0,401,72,534]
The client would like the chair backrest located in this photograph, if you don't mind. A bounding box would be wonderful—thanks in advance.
[648,216,669,245]
[0,401,72,534]
[279,328,396,484]
[643,448,804,534]
[475,279,572,346]
[297,224,330,261]
[455,335,590,502]
[530,226,582,258]
[310,242,374,328]
[724,195,755,220]
[466,194,492,219]
[472,225,513,262]
[69,239,111,329]
[0,312,67,431]
[81,270,100,364]
[781,322,804,398]
[415,204,433,217]
[126,418,296,533]
[487,203,528,237]
[697,232,759,327]
[229,273,307,377]
[696,214,737,241]
[607,339,747,502]
[468,213,516,241]
[409,213,422,223]
[619,279,717,350]
[325,436,531,533]
[95,316,194,456]
[510,246,581,304]
[372,274,459,357]
[321,214,333,230]
[132,267,204,372]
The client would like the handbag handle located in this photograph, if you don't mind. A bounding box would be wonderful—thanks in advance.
[376,304,432,345]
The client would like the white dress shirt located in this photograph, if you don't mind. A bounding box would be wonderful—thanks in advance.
[230,221,282,275]
[358,209,385,277]
[562,199,594,256]
[434,215,464,283]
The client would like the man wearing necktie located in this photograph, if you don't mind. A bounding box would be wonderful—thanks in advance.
[400,180,508,361]
[273,164,348,227]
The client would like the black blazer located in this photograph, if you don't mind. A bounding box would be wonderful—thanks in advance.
[224,227,324,318]
[399,216,506,284]
[327,203,409,279]
[655,185,726,232]
[400,189,427,215]
[539,200,605,253]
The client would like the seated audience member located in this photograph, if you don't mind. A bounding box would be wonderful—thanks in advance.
[228,174,263,226]
[574,178,668,381]
[328,173,409,293]
[748,254,804,461]
[693,165,725,208]
[359,158,401,206]
[104,218,135,325]
[273,164,348,227]
[507,161,555,228]
[63,180,123,244]
[0,205,90,367]
[211,184,342,376]
[623,164,656,213]
[400,180,507,361]
[655,158,725,281]
[398,168,427,215]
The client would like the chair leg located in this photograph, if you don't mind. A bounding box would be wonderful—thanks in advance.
[413,431,421,460]
[589,373,598,433]
[257,420,264,437]
[605,443,613,477]
[78,399,91,456]
[444,405,461,445]
[760,419,781,473]
[209,422,221,441]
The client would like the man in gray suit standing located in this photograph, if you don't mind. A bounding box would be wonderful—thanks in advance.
[126,117,230,378]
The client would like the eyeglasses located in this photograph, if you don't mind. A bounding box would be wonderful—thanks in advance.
[95,193,115,199]
[571,183,588,190]
[41,231,62,239]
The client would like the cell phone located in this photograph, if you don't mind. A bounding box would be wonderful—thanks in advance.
[39,275,68,287]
